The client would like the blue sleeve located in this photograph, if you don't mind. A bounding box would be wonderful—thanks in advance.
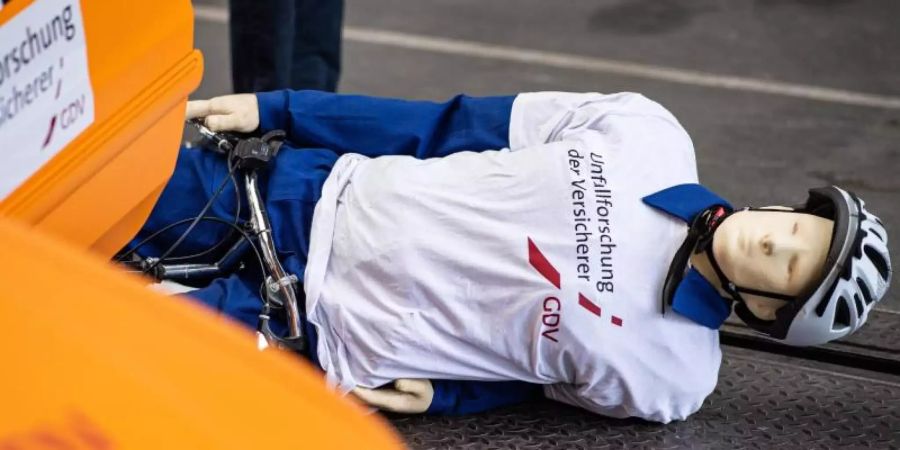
[426,380,541,416]
[256,90,515,159]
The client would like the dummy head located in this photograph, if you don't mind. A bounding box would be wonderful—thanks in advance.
[711,208,833,320]
[693,186,891,346]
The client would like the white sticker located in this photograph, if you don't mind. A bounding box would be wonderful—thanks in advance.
[0,0,95,200]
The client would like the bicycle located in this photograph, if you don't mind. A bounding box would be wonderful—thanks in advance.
[117,121,306,355]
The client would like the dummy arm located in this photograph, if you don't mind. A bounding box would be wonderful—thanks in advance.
[352,379,435,414]
[187,91,514,158]
[186,91,683,158]
[255,90,514,158]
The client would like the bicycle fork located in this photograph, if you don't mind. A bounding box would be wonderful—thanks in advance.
[245,171,305,353]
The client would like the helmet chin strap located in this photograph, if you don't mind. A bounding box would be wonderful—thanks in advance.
[661,204,733,314]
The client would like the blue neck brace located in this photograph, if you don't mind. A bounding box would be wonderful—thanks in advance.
[642,184,735,329]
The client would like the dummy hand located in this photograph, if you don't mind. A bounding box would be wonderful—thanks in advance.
[352,379,434,414]
[186,94,259,133]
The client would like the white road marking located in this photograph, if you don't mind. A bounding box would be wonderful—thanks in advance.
[194,4,228,23]
[193,4,900,110]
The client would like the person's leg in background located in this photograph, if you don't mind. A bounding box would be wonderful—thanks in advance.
[229,0,294,92]
[291,0,343,92]
[229,0,343,93]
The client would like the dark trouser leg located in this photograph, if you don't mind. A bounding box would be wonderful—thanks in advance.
[229,0,343,92]
[291,0,343,92]
[229,0,295,93]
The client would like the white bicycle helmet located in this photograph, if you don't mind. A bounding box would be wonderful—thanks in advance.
[727,186,892,346]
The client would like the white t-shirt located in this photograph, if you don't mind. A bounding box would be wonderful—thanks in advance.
[303,92,721,423]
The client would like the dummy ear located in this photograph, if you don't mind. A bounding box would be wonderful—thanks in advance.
[734,302,776,331]
[741,295,788,321]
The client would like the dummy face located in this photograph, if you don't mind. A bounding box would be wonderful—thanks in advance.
[711,209,834,320]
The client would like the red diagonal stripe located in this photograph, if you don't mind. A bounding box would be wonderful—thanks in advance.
[528,238,560,289]
[578,293,602,317]
[611,316,623,326]
[42,115,57,149]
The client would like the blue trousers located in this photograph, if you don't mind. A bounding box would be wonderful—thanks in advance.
[128,144,338,335]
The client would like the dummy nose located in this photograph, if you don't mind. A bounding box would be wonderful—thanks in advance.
[761,233,802,256]
[761,235,774,256]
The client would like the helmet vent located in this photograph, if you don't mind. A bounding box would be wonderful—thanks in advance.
[853,294,864,317]
[869,228,885,242]
[864,245,890,280]
[853,230,866,259]
[833,296,851,330]
[840,260,854,281]
[857,277,874,305]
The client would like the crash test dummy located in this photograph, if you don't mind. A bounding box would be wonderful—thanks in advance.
[126,91,892,423]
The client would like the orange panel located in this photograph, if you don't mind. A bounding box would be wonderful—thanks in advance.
[0,0,202,256]
[0,215,404,449]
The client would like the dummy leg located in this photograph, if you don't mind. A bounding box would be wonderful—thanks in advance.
[123,145,242,260]
[187,272,277,331]
[185,270,322,365]
[125,143,338,263]
[129,144,336,344]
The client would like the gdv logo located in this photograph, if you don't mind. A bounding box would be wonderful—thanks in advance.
[528,238,622,343]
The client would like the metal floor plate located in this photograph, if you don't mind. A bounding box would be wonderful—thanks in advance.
[724,309,900,364]
[389,347,900,449]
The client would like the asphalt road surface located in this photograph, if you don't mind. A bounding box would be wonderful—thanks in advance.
[190,0,899,314]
